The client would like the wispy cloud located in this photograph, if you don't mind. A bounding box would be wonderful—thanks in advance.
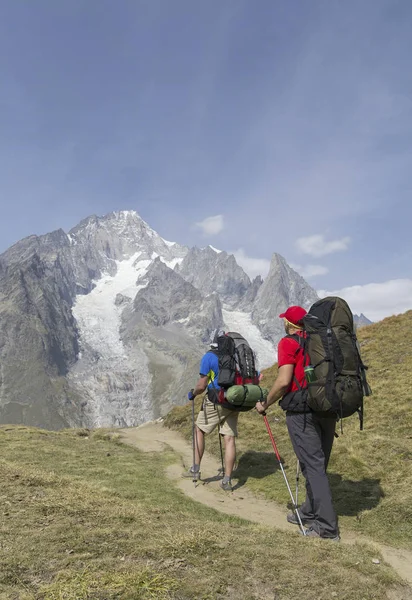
[290,263,329,278]
[195,215,224,236]
[318,279,412,322]
[232,248,270,280]
[296,235,351,258]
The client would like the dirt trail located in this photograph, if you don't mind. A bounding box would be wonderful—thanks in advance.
[120,421,412,588]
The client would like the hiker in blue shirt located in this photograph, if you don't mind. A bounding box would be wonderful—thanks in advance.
[183,330,239,491]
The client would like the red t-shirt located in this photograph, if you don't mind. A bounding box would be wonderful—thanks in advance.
[277,331,308,394]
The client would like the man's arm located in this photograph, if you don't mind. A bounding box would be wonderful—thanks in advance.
[193,375,208,397]
[189,352,211,400]
[255,364,294,413]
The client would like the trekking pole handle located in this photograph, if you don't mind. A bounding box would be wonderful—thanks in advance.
[255,400,267,416]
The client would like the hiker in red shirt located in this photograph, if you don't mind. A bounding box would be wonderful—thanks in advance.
[256,306,339,541]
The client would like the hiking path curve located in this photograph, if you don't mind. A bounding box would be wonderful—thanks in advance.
[120,421,412,590]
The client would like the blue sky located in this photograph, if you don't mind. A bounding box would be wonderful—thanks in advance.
[1,0,411,320]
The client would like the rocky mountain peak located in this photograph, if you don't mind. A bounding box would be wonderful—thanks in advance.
[64,210,188,292]
[267,252,297,275]
[354,313,373,328]
[133,257,222,338]
[237,274,264,310]
[69,210,187,263]
[251,252,319,341]
[176,246,251,307]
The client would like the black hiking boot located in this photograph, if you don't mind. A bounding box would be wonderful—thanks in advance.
[303,527,340,542]
[287,511,314,526]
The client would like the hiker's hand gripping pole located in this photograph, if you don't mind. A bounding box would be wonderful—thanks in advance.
[261,412,306,536]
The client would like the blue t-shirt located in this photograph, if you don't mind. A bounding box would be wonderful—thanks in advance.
[199,351,220,390]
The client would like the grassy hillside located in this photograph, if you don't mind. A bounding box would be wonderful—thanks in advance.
[0,426,404,600]
[165,310,412,550]
[1,311,410,598]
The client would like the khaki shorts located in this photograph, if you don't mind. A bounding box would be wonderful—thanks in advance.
[196,397,239,437]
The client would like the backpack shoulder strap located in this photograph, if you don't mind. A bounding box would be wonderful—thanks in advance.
[283,334,306,390]
[284,334,305,351]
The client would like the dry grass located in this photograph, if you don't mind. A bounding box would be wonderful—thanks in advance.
[0,426,405,599]
[164,310,412,550]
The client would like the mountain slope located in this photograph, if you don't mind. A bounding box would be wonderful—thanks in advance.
[175,245,251,307]
[0,231,83,428]
[0,425,403,600]
[121,259,223,417]
[0,211,190,428]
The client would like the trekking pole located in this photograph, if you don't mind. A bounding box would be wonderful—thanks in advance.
[262,414,306,536]
[218,432,225,477]
[295,459,300,506]
[191,397,197,485]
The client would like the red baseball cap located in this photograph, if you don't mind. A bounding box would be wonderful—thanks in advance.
[279,306,307,327]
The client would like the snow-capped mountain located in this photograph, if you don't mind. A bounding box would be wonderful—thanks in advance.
[0,210,318,430]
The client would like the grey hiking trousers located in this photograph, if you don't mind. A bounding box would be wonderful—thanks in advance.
[286,411,339,538]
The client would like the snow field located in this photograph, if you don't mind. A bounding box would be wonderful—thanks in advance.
[73,253,150,360]
[71,253,154,427]
[222,308,277,370]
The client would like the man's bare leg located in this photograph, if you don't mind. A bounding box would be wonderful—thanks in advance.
[183,425,205,479]
[223,434,236,478]
[194,425,205,467]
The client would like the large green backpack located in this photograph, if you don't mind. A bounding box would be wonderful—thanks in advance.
[302,297,371,429]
